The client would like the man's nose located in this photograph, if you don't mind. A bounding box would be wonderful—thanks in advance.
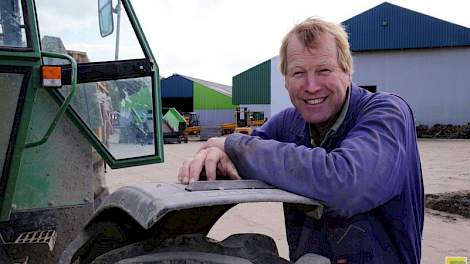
[305,72,321,93]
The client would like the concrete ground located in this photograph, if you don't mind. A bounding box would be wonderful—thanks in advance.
[106,138,470,263]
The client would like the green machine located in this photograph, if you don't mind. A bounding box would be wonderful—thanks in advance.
[0,0,163,262]
[0,0,328,263]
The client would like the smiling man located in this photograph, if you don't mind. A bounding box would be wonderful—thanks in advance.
[179,18,424,264]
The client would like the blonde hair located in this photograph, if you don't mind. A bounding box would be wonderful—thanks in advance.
[279,17,353,76]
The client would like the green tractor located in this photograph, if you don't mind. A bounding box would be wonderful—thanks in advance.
[0,0,328,263]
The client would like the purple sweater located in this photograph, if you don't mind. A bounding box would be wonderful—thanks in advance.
[225,84,424,263]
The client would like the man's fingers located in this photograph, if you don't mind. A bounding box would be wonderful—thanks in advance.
[225,161,241,180]
[177,146,239,184]
[188,149,208,183]
[204,148,220,181]
[219,155,241,180]
[177,166,182,182]
[213,151,241,180]
[179,158,192,184]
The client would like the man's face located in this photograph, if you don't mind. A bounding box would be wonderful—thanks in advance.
[285,33,350,127]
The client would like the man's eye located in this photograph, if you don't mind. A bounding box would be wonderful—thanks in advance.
[293,71,304,77]
[319,69,331,73]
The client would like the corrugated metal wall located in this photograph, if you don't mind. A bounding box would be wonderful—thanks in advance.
[197,109,234,127]
[193,80,236,127]
[270,56,292,117]
[160,74,193,98]
[193,82,235,110]
[353,47,470,125]
[232,59,271,104]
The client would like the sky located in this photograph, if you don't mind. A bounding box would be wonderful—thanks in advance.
[36,0,144,62]
[34,0,470,86]
[129,0,470,85]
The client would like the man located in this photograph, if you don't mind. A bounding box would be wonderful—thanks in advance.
[179,18,423,264]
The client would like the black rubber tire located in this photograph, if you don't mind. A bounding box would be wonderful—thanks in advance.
[91,233,291,264]
[60,221,133,264]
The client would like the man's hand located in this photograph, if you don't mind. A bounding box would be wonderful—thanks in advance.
[178,146,241,184]
[199,137,226,152]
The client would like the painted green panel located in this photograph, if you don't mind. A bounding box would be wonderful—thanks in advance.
[12,88,93,209]
[0,0,42,220]
[232,59,271,104]
[193,82,235,110]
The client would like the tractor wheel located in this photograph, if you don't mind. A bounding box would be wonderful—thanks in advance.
[91,233,290,264]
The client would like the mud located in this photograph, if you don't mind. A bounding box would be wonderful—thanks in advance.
[425,191,470,218]
[416,123,470,138]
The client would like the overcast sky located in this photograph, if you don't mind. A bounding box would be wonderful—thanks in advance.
[129,0,469,85]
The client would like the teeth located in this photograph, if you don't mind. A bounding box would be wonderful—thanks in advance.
[305,97,326,105]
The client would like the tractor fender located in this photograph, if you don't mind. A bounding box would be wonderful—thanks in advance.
[59,180,324,264]
[90,180,323,231]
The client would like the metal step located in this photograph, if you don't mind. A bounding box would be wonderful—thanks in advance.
[13,230,57,252]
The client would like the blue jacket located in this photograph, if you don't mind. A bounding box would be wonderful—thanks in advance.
[225,84,424,263]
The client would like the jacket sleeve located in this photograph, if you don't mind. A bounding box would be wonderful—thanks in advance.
[225,95,412,218]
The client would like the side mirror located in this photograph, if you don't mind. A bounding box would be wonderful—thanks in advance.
[98,0,114,37]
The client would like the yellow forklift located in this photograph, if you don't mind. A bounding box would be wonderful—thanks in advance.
[182,112,200,135]
[234,107,265,135]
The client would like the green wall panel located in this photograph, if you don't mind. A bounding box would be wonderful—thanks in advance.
[232,59,271,104]
[193,82,235,110]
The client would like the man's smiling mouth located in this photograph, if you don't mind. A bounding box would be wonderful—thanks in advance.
[304,97,326,105]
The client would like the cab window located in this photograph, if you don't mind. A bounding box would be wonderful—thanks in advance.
[34,0,161,165]
[0,70,28,178]
[35,0,144,62]
[0,0,29,48]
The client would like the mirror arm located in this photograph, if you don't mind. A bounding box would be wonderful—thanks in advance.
[114,0,121,60]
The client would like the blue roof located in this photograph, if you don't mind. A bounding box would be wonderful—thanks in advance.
[160,74,193,98]
[343,2,470,51]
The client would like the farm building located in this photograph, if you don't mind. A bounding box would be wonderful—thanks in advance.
[232,2,470,126]
[160,74,237,127]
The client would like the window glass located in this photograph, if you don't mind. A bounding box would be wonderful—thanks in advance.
[60,76,155,159]
[0,72,24,177]
[36,0,144,62]
[0,0,28,47]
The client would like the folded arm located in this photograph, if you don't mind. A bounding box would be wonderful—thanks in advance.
[225,96,411,218]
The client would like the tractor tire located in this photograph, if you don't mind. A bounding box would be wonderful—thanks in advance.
[91,233,290,264]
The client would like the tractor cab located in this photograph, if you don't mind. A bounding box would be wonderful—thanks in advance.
[0,0,162,262]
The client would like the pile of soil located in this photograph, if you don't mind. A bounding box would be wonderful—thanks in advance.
[425,191,470,218]
[417,123,470,138]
